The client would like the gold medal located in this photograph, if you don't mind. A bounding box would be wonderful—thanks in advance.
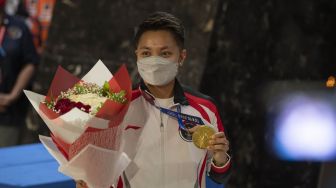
[192,125,216,149]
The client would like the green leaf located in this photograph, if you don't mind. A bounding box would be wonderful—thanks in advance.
[103,81,110,92]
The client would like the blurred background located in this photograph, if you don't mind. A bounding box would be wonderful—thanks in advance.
[1,0,336,188]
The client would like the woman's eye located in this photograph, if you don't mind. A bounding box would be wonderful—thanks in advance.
[141,51,151,57]
[161,51,172,57]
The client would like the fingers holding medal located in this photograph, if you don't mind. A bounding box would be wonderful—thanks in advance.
[189,125,229,152]
[207,131,229,153]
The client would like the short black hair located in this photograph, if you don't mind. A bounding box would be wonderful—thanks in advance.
[134,11,185,49]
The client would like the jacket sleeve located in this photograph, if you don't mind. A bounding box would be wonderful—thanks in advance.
[208,153,232,184]
[204,100,233,184]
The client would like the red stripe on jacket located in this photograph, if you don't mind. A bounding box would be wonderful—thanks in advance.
[185,93,224,132]
[116,176,123,188]
[185,94,211,123]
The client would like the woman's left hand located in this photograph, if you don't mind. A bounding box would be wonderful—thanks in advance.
[207,132,230,166]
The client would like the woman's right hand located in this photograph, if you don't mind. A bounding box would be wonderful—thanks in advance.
[76,180,88,188]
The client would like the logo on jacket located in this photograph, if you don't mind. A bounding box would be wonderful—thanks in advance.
[179,121,197,142]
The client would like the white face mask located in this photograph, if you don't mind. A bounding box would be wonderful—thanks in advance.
[137,56,178,86]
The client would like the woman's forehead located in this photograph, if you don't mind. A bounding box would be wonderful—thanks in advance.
[138,30,178,49]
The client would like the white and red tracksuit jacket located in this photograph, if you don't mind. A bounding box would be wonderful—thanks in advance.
[114,80,231,188]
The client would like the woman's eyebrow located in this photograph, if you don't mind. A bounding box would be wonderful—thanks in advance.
[139,46,170,50]
[139,46,151,50]
[160,46,170,50]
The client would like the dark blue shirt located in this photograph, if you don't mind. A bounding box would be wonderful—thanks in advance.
[0,15,39,126]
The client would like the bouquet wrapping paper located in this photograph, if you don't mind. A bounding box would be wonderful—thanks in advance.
[24,60,132,188]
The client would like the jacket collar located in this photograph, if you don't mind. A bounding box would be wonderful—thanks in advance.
[138,79,189,106]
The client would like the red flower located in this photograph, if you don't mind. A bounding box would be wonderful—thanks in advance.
[74,102,91,113]
[55,98,91,115]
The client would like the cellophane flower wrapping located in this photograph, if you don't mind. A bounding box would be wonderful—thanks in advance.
[24,60,132,188]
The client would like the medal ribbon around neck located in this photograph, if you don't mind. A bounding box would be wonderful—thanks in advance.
[141,89,205,129]
[159,105,205,130]
[140,88,216,149]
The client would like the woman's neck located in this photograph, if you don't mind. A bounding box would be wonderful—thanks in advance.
[145,79,175,99]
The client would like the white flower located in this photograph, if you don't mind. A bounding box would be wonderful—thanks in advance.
[68,93,108,114]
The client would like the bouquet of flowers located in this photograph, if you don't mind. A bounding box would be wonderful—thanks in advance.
[24,60,132,188]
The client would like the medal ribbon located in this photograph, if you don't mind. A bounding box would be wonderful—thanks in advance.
[156,105,205,130]
[140,88,205,130]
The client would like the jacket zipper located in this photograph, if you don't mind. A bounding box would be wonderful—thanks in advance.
[160,111,165,188]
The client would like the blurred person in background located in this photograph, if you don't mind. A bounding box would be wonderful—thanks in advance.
[5,0,56,54]
[0,0,39,147]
